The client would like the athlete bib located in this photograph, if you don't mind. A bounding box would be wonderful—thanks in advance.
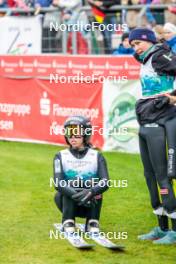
[60,148,98,181]
[140,56,175,97]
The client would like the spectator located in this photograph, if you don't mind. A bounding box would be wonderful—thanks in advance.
[0,0,7,7]
[140,0,161,27]
[121,0,141,27]
[88,0,121,54]
[35,0,51,7]
[124,0,146,29]
[169,6,176,15]
[153,25,165,43]
[7,0,35,10]
[113,32,134,54]
[57,0,90,54]
[41,0,62,53]
[0,0,7,16]
[34,0,52,15]
[163,22,176,54]
[164,0,176,25]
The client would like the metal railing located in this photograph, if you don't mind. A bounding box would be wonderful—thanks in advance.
[0,4,175,54]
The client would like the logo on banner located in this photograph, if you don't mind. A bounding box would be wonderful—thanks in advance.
[107,93,137,142]
[40,92,51,116]
[10,43,33,55]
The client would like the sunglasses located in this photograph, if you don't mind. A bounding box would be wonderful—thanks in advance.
[65,125,84,138]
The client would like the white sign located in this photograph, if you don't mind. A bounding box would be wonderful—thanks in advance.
[0,16,42,54]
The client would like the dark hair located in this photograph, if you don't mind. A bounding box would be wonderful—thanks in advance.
[122,32,129,42]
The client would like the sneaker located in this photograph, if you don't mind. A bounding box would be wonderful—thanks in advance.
[86,219,100,234]
[138,227,167,241]
[62,219,75,234]
[153,230,176,244]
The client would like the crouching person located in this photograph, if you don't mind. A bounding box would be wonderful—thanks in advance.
[53,115,109,234]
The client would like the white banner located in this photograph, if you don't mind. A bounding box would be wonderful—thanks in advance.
[102,79,142,153]
[0,16,42,54]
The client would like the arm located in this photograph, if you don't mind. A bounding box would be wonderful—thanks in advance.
[53,153,77,198]
[91,152,109,195]
[88,0,120,8]
[152,49,176,76]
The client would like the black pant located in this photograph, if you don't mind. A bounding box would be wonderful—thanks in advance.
[164,118,176,179]
[54,192,102,223]
[139,125,176,214]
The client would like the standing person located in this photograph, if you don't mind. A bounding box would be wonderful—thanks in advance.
[53,116,109,233]
[88,0,121,54]
[129,28,176,244]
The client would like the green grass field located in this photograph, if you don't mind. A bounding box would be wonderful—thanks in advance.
[0,141,175,264]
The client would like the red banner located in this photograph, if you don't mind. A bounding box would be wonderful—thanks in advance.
[0,55,140,79]
[0,77,103,147]
[0,55,140,148]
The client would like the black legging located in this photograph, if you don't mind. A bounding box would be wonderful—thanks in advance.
[139,125,176,214]
[165,117,176,179]
[54,192,102,223]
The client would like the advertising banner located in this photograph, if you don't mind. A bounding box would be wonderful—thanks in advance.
[0,77,103,148]
[0,55,140,79]
[0,55,140,151]
[102,79,141,153]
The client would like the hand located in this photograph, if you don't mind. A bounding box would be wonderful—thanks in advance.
[165,94,176,105]
[88,0,103,7]
[34,6,41,16]
[94,1,103,7]
[67,177,84,188]
[72,189,93,205]
[52,0,59,6]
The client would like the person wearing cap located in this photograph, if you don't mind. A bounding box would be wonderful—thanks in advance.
[113,32,134,55]
[129,27,176,244]
[53,116,109,234]
[163,22,176,54]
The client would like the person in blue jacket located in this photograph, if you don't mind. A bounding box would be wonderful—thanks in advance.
[113,32,134,55]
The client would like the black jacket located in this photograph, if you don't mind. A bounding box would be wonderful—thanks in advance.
[135,43,176,77]
[135,44,176,125]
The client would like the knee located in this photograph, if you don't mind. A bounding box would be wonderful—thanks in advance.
[144,171,156,185]
[94,197,103,207]
[144,170,155,178]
